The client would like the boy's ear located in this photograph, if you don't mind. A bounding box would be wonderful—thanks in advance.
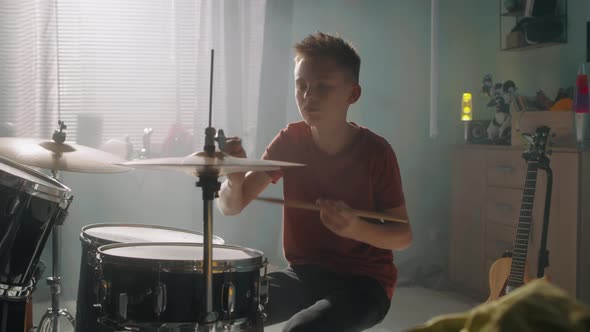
[348,84,362,104]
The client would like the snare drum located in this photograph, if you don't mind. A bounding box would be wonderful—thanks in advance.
[95,243,266,331]
[0,156,71,331]
[76,224,224,332]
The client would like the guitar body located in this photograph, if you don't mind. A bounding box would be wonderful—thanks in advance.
[487,257,533,302]
[486,256,549,302]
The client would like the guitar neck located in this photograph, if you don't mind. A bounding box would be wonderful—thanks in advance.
[507,160,539,288]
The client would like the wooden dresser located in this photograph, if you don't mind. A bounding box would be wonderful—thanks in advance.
[449,144,590,303]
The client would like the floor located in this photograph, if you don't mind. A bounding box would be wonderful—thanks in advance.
[31,286,477,332]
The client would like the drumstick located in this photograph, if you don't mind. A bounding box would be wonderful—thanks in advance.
[255,197,408,224]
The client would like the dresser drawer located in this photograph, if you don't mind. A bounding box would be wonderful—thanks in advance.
[485,222,516,259]
[486,150,527,188]
[485,187,522,227]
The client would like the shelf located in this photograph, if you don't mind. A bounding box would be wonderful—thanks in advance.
[499,0,567,51]
[501,41,565,51]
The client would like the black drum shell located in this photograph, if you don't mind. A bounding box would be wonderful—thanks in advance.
[0,156,70,293]
[96,243,263,329]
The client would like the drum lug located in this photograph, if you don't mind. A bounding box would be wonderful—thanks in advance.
[153,282,167,316]
[258,304,268,322]
[259,257,269,306]
[259,276,269,307]
[97,279,110,306]
[221,282,236,316]
[5,196,21,215]
[55,196,73,225]
[263,257,268,276]
[88,251,98,269]
[59,195,73,211]
[118,293,128,320]
[93,258,104,299]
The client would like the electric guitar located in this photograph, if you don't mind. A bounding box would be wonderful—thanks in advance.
[486,126,551,302]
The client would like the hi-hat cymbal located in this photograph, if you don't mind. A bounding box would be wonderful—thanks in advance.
[121,151,305,177]
[0,137,130,174]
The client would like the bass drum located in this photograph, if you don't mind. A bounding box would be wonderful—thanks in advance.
[95,243,267,331]
[76,223,224,332]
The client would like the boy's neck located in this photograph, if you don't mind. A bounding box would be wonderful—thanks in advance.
[310,121,359,155]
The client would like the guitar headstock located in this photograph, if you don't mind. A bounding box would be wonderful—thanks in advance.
[522,126,551,162]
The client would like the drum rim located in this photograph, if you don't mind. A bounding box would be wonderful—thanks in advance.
[100,315,252,331]
[80,223,225,247]
[0,155,71,203]
[97,242,264,273]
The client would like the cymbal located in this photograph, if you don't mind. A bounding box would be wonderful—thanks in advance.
[0,137,130,174]
[120,151,305,177]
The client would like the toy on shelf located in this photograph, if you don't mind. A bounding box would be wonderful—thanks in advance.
[481,74,517,145]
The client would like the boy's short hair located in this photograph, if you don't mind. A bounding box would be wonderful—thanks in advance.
[294,32,361,83]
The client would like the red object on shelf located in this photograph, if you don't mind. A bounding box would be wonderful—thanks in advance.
[574,63,589,114]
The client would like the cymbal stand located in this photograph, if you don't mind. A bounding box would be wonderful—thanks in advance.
[197,125,225,328]
[197,171,221,326]
[196,48,229,331]
[38,122,75,332]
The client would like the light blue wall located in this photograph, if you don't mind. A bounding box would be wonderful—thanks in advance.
[276,0,499,282]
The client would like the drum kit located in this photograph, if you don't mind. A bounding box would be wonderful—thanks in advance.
[0,119,303,332]
[0,49,405,332]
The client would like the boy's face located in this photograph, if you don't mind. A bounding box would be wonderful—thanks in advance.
[294,56,360,127]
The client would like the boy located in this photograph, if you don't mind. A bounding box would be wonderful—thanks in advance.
[217,31,411,332]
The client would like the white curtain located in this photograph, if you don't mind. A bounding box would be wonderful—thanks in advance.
[0,0,266,156]
[0,0,58,138]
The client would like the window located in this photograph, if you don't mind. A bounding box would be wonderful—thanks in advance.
[0,0,266,157]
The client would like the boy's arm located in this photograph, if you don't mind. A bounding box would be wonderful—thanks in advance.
[217,171,272,216]
[318,200,412,250]
[356,204,412,250]
[215,136,273,215]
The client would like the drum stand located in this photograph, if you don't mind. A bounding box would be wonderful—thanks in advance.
[37,223,75,332]
[38,126,75,332]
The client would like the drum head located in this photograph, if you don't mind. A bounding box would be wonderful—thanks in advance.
[81,223,224,247]
[99,243,263,273]
[0,156,70,202]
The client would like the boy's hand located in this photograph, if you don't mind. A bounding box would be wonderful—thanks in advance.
[223,137,247,158]
[316,198,362,240]
[222,137,247,185]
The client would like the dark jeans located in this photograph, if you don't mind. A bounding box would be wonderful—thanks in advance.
[264,265,391,332]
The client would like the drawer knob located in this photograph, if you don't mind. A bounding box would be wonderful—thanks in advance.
[495,203,513,212]
[495,165,514,173]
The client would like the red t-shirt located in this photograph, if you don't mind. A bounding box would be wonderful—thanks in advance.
[262,121,405,299]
